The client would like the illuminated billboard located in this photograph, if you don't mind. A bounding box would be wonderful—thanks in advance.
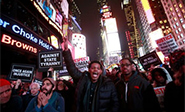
[104,18,118,33]
[50,35,59,48]
[34,0,69,32]
[72,33,87,59]
[149,28,164,50]
[141,0,155,24]
[107,33,121,53]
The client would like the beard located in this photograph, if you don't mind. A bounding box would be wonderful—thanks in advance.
[41,88,52,96]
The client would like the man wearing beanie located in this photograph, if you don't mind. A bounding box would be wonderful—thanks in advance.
[0,78,23,112]
[25,77,65,112]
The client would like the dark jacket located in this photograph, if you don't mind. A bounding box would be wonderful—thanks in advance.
[63,50,119,112]
[25,92,65,112]
[1,95,23,112]
[164,81,184,112]
[115,71,161,112]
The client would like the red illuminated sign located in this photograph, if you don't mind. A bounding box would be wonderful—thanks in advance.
[1,34,37,53]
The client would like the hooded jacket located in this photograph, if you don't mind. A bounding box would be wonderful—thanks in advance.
[63,50,119,112]
[115,71,161,112]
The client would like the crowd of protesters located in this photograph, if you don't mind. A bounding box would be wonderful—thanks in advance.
[0,39,184,112]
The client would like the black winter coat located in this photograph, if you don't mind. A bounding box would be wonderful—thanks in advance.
[115,71,161,112]
[63,50,119,112]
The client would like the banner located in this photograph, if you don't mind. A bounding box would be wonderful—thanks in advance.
[9,64,35,82]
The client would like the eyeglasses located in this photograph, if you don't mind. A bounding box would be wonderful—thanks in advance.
[120,63,132,67]
[0,88,11,96]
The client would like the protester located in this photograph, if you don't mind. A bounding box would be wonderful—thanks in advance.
[164,49,185,112]
[62,38,119,112]
[151,67,172,87]
[22,82,40,111]
[11,79,23,95]
[151,67,172,111]
[25,77,65,112]
[0,78,23,112]
[115,58,161,112]
[107,67,119,83]
[56,79,75,112]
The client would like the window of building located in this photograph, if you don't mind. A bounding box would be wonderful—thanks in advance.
[161,26,165,29]
[164,20,167,23]
[17,3,37,33]
[178,13,181,17]
[177,35,180,39]
[178,28,181,32]
[179,4,182,8]
[176,22,179,26]
[159,20,163,24]
[170,7,173,11]
[183,39,185,44]
[38,22,50,41]
[175,8,179,12]
[166,26,169,28]
[180,33,184,38]
[183,24,185,29]
[176,30,179,34]
[174,17,177,21]
[180,18,184,23]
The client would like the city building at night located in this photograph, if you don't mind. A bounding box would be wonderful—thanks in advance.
[133,0,152,55]
[148,0,172,35]
[1,0,69,79]
[161,0,185,49]
[122,1,142,59]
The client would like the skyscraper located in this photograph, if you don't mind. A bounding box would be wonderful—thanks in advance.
[161,0,185,49]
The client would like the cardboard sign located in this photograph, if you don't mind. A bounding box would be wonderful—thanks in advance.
[156,33,178,56]
[74,56,90,72]
[38,50,63,71]
[9,64,35,82]
[139,51,162,70]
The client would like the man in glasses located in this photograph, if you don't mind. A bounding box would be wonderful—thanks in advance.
[0,78,23,112]
[115,58,161,112]
[25,77,65,112]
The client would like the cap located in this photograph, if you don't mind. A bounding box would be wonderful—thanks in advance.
[0,79,11,87]
[42,77,56,87]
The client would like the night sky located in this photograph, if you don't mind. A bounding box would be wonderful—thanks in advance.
[75,0,129,61]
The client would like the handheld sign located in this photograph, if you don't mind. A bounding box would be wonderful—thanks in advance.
[74,56,90,72]
[155,33,178,57]
[9,64,35,82]
[38,50,63,71]
[139,51,162,70]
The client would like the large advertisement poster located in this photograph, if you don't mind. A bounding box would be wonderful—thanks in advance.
[35,0,69,30]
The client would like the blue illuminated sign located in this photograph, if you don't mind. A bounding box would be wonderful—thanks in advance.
[0,15,54,50]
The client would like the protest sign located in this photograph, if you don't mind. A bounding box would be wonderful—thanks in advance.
[9,64,35,82]
[74,56,90,72]
[139,51,162,70]
[38,50,63,71]
[156,33,178,57]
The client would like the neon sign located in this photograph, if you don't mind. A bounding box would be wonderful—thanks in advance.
[1,34,37,53]
[0,17,54,50]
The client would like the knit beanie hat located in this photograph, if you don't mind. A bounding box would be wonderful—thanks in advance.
[0,79,11,87]
[42,77,56,88]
